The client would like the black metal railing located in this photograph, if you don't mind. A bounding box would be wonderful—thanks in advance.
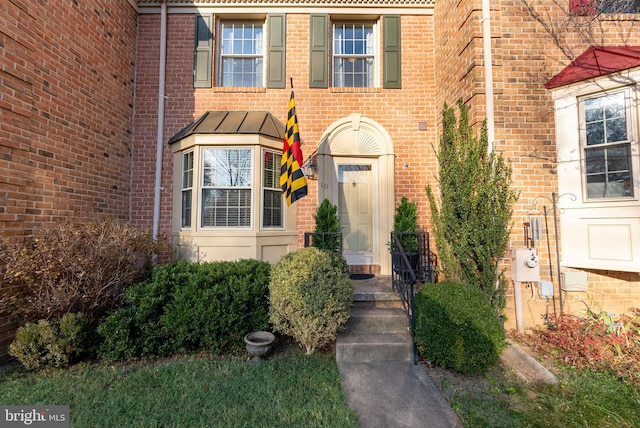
[303,232,343,254]
[390,231,438,365]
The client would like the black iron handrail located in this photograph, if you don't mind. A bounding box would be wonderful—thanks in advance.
[390,231,437,365]
[303,232,343,253]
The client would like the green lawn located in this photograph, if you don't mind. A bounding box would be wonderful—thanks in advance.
[0,347,357,428]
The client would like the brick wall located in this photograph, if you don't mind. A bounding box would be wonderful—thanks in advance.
[0,0,138,359]
[132,12,439,243]
[434,0,640,328]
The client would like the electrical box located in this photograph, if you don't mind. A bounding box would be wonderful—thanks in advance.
[510,248,541,282]
[562,270,588,292]
[539,280,554,298]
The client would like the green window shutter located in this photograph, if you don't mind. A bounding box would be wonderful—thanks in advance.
[267,14,286,89]
[309,14,328,89]
[194,14,213,88]
[383,15,401,89]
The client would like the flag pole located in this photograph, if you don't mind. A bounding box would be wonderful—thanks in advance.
[290,76,293,89]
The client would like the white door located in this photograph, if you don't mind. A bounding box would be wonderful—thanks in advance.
[335,160,377,265]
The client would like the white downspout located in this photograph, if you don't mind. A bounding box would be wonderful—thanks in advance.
[481,0,495,154]
[153,2,167,239]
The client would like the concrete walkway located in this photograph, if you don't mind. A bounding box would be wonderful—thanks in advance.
[338,361,463,428]
[337,275,462,427]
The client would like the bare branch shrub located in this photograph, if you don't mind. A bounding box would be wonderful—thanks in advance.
[0,218,170,324]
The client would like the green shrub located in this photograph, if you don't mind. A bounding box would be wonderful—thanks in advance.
[312,199,342,253]
[97,259,271,361]
[269,247,353,354]
[414,281,506,374]
[426,100,518,312]
[9,313,89,370]
[0,218,169,324]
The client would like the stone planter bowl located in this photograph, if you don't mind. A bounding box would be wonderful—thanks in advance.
[244,331,275,362]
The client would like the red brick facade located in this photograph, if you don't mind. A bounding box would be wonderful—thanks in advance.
[1,0,639,358]
[0,0,138,357]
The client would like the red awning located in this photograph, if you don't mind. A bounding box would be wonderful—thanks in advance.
[545,46,640,89]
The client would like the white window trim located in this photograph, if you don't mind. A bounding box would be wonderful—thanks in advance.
[331,19,379,88]
[578,87,637,202]
[198,146,254,230]
[260,147,285,230]
[181,150,195,229]
[216,19,266,88]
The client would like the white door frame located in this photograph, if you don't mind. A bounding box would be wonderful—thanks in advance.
[316,114,395,274]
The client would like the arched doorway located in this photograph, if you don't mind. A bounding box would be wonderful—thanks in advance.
[316,114,395,275]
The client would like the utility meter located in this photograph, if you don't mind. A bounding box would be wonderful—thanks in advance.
[510,248,541,282]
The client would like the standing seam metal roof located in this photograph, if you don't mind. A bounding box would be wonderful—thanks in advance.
[168,111,286,144]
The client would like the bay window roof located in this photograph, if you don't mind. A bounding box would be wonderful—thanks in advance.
[546,46,640,89]
[168,110,285,144]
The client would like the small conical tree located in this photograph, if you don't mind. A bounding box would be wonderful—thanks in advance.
[313,199,341,253]
[426,99,519,312]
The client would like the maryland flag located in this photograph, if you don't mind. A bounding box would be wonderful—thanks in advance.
[280,90,308,205]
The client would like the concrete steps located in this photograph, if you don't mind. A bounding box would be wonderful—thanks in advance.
[337,276,413,363]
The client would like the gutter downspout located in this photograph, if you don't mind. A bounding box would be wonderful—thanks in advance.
[481,0,495,155]
[153,1,167,240]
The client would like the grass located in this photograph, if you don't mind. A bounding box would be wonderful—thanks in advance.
[0,345,357,428]
[443,366,640,428]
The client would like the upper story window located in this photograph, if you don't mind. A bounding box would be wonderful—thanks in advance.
[332,22,376,88]
[309,14,401,89]
[194,14,287,89]
[580,90,635,199]
[219,21,264,87]
[201,148,252,227]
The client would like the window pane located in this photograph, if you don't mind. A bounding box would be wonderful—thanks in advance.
[606,117,627,142]
[585,148,605,173]
[333,22,374,88]
[220,22,263,87]
[202,149,251,187]
[182,152,194,189]
[585,144,633,199]
[584,92,627,146]
[202,189,251,227]
[181,189,192,228]
[263,190,283,227]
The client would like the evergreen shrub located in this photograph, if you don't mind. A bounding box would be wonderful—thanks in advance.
[9,313,89,370]
[97,259,271,361]
[414,281,506,374]
[269,247,352,354]
[312,199,342,253]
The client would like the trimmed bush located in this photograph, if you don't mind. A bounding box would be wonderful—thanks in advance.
[9,313,89,370]
[0,218,169,324]
[312,199,342,253]
[97,259,271,361]
[414,281,506,374]
[269,247,353,354]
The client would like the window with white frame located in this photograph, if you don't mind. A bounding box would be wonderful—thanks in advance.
[262,149,283,228]
[219,21,264,87]
[181,151,194,228]
[581,90,635,199]
[201,148,252,227]
[332,22,376,88]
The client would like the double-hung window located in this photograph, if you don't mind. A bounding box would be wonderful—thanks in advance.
[262,149,283,228]
[201,148,252,227]
[332,22,375,88]
[219,21,264,87]
[181,151,194,228]
[581,90,634,199]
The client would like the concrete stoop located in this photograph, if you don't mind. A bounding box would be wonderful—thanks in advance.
[337,277,414,363]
